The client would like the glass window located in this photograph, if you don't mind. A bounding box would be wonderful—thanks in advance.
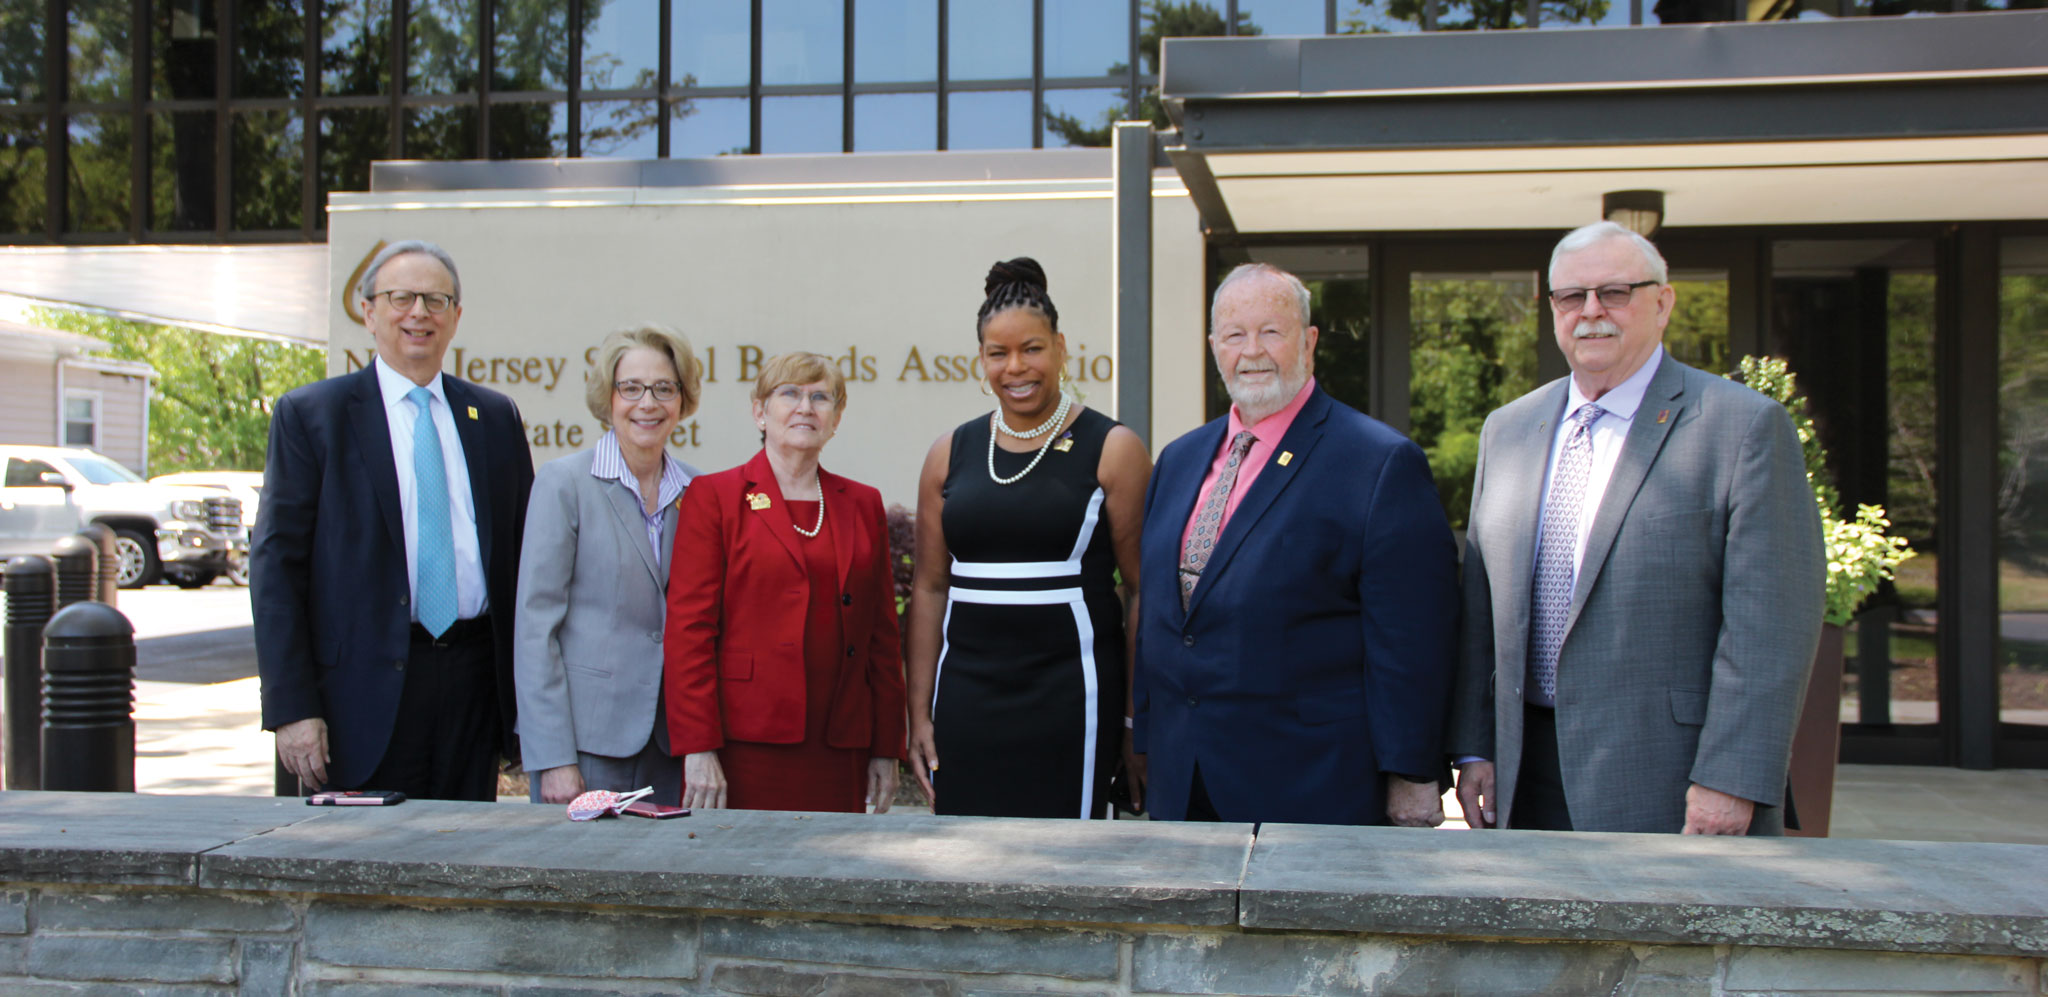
[232,110,302,230]
[853,92,935,151]
[1239,0,1327,34]
[949,0,1031,81]
[761,94,841,153]
[1536,0,1633,26]
[69,0,131,102]
[322,0,392,96]
[762,0,843,86]
[486,99,565,159]
[0,114,47,234]
[65,453,143,484]
[674,0,751,88]
[1997,235,2048,734]
[317,107,387,228]
[63,394,97,449]
[154,0,217,101]
[1338,0,1428,32]
[671,95,748,156]
[946,89,1030,149]
[582,0,658,91]
[407,0,479,94]
[150,110,214,231]
[495,0,567,91]
[1646,0,1739,23]
[1406,270,1542,526]
[404,103,477,159]
[1,0,44,102]
[1042,87,1122,148]
[67,113,132,232]
[1045,0,1127,78]
[582,98,659,156]
[1432,0,1535,29]
[1661,268,1731,373]
[855,0,936,83]
[235,1,304,97]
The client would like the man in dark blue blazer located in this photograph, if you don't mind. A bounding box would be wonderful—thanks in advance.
[253,240,534,801]
[1134,263,1458,826]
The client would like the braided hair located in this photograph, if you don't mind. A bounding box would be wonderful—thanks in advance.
[976,257,1059,341]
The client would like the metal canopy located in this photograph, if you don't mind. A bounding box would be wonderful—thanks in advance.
[1157,11,2048,236]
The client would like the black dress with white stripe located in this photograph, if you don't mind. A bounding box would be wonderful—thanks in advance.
[932,406,1124,819]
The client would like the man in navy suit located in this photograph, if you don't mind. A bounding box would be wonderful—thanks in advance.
[254,240,534,801]
[1134,263,1458,827]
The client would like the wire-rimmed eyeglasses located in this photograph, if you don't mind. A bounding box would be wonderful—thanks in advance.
[615,380,681,402]
[371,289,457,314]
[1548,280,1661,313]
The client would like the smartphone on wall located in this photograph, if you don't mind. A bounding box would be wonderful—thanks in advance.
[621,801,691,819]
[306,790,407,806]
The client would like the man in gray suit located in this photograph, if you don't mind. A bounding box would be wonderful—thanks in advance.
[1451,221,1825,835]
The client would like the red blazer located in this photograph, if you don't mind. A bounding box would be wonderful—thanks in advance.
[663,449,907,759]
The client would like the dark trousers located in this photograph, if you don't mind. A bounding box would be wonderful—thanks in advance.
[356,619,500,802]
[1511,704,1574,831]
[1184,764,1222,822]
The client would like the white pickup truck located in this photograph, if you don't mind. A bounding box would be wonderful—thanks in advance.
[0,445,245,589]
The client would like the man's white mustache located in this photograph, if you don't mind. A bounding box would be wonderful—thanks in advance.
[1573,319,1622,340]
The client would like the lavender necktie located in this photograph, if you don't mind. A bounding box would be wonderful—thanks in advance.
[1180,431,1256,611]
[1528,403,1605,706]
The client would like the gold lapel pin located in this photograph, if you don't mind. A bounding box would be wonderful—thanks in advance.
[466,405,479,420]
[1657,409,1670,424]
[1278,451,1293,466]
[747,492,771,511]
[1053,434,1075,453]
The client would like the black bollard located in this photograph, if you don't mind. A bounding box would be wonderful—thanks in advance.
[3,556,54,790]
[41,601,136,793]
[50,535,98,610]
[78,524,119,606]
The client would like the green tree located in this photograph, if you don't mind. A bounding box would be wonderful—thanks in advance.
[1043,1,1257,148]
[33,310,324,473]
[1407,277,1542,527]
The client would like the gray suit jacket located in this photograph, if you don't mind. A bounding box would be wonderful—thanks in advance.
[514,448,700,771]
[1451,354,1825,833]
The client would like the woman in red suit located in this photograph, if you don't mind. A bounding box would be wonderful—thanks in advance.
[663,352,907,812]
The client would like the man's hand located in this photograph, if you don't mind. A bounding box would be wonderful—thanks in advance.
[1384,775,1446,827]
[275,717,329,790]
[1120,731,1147,815]
[537,765,586,804]
[867,758,900,814]
[682,750,727,810]
[1682,783,1755,835]
[1455,760,1497,829]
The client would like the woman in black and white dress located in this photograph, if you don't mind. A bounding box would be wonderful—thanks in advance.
[904,258,1152,818]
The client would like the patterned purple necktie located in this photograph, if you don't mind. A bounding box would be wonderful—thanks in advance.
[1528,403,1605,706]
[1180,431,1256,611]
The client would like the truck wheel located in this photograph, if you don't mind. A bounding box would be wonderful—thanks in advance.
[113,528,161,589]
[171,570,217,590]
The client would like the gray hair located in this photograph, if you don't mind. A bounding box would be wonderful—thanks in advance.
[586,324,705,425]
[1549,221,1668,286]
[1210,263,1312,333]
[355,240,463,304]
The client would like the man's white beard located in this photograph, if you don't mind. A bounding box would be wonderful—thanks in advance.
[1226,350,1310,416]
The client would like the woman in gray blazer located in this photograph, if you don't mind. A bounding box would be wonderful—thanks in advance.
[515,325,704,804]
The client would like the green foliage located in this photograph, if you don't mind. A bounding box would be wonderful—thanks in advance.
[1341,0,1608,32]
[1407,276,1541,528]
[1733,355,1913,626]
[33,310,324,474]
[1999,274,2048,572]
[1043,1,1258,148]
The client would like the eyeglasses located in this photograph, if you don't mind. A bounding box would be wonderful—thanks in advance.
[615,380,681,402]
[1548,280,1661,313]
[372,289,457,314]
[771,385,837,410]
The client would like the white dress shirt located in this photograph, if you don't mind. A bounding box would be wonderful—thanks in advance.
[374,356,488,620]
[1532,346,1665,588]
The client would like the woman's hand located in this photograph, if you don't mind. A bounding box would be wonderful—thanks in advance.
[537,764,586,804]
[906,715,939,807]
[1120,729,1147,814]
[682,750,727,809]
[867,757,901,814]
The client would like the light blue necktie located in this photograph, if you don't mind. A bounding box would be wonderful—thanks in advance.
[1528,403,1605,707]
[408,386,458,638]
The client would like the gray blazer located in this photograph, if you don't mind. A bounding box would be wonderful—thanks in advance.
[1451,354,1825,834]
[514,448,700,772]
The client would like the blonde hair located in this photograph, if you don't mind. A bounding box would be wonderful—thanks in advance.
[586,324,703,425]
[751,352,848,410]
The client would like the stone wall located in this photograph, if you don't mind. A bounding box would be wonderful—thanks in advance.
[0,792,2042,996]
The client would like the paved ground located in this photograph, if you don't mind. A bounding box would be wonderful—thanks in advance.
[6,584,2046,843]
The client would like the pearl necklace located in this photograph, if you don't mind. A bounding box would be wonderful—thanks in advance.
[995,393,1067,439]
[791,479,825,537]
[988,392,1073,486]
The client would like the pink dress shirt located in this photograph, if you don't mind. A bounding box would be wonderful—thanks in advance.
[1178,377,1319,553]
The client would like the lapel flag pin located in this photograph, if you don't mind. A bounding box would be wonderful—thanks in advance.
[1278,451,1294,466]
[1657,409,1669,424]
[747,492,771,511]
[1053,433,1075,453]
[466,405,479,420]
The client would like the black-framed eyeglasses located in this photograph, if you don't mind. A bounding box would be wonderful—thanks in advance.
[1548,280,1661,313]
[615,380,681,402]
[372,289,457,314]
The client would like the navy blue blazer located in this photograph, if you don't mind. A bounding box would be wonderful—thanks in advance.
[253,363,534,788]
[1134,387,1458,825]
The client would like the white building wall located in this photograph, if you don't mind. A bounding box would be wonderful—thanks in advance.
[0,358,57,445]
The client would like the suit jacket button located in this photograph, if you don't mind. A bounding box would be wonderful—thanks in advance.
[841,593,852,606]
[1182,635,1195,647]
[846,644,857,658]
[394,660,405,670]
[1187,696,1198,707]
[649,631,661,643]
[398,595,408,606]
